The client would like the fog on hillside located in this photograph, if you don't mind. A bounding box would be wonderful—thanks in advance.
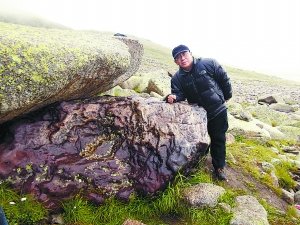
[0,3,68,29]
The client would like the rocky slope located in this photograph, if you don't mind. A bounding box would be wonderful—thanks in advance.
[1,20,300,224]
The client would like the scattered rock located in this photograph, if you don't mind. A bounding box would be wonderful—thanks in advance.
[261,162,275,173]
[294,190,300,204]
[270,171,279,187]
[50,214,64,224]
[258,95,278,105]
[182,183,225,208]
[281,189,294,204]
[228,114,271,139]
[230,195,269,225]
[270,103,297,113]
[226,133,235,144]
[147,69,171,96]
[123,219,146,225]
[114,33,127,37]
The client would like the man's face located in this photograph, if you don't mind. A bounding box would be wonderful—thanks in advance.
[174,51,193,70]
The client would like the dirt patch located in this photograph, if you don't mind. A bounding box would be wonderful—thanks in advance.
[203,156,289,212]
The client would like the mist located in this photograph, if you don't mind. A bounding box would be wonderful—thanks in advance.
[1,0,300,82]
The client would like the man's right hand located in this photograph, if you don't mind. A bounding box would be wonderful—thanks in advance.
[166,94,176,104]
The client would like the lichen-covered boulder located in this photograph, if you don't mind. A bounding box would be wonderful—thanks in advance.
[0,22,143,124]
[119,69,171,97]
[0,96,209,210]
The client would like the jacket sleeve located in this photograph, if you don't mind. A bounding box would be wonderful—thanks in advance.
[171,75,186,102]
[212,59,232,101]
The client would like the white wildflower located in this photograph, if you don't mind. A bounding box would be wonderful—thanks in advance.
[9,201,16,205]
[21,197,27,201]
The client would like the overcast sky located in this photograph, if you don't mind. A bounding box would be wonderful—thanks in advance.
[2,0,300,81]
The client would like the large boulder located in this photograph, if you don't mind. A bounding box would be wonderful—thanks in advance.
[0,96,209,211]
[0,22,143,124]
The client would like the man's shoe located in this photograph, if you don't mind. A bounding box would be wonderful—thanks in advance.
[215,168,227,181]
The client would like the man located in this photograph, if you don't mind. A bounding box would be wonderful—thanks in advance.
[166,45,232,181]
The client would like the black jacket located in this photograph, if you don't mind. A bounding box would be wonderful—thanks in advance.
[171,58,232,120]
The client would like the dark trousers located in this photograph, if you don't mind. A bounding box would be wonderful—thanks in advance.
[207,109,228,170]
[0,207,8,225]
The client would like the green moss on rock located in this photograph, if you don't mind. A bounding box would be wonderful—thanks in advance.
[0,22,143,123]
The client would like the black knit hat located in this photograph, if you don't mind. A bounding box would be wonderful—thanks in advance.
[172,45,190,59]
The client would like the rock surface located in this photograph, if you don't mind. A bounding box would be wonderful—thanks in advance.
[0,96,209,210]
[230,195,269,225]
[0,22,143,124]
[122,219,146,225]
[182,183,225,208]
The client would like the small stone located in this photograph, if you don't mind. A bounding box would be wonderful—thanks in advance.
[294,190,300,204]
[182,183,225,208]
[122,219,146,225]
[51,214,64,224]
[281,188,294,204]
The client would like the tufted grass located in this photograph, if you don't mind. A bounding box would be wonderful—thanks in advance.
[182,207,232,225]
[0,183,48,224]
[227,138,297,192]
[275,162,297,190]
[61,169,233,225]
[260,199,299,225]
[62,173,187,225]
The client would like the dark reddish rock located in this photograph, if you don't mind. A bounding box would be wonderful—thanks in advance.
[0,96,209,211]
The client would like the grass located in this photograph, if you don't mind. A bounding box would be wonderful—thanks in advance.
[61,169,234,225]
[227,138,297,192]
[247,105,297,127]
[226,138,300,225]
[260,199,299,225]
[184,206,232,225]
[225,66,300,87]
[275,162,297,190]
[0,183,48,224]
[61,167,225,225]
[218,189,238,207]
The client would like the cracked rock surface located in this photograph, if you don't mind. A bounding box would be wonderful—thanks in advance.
[0,96,209,210]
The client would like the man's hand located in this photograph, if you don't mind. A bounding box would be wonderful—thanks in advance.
[166,94,176,104]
